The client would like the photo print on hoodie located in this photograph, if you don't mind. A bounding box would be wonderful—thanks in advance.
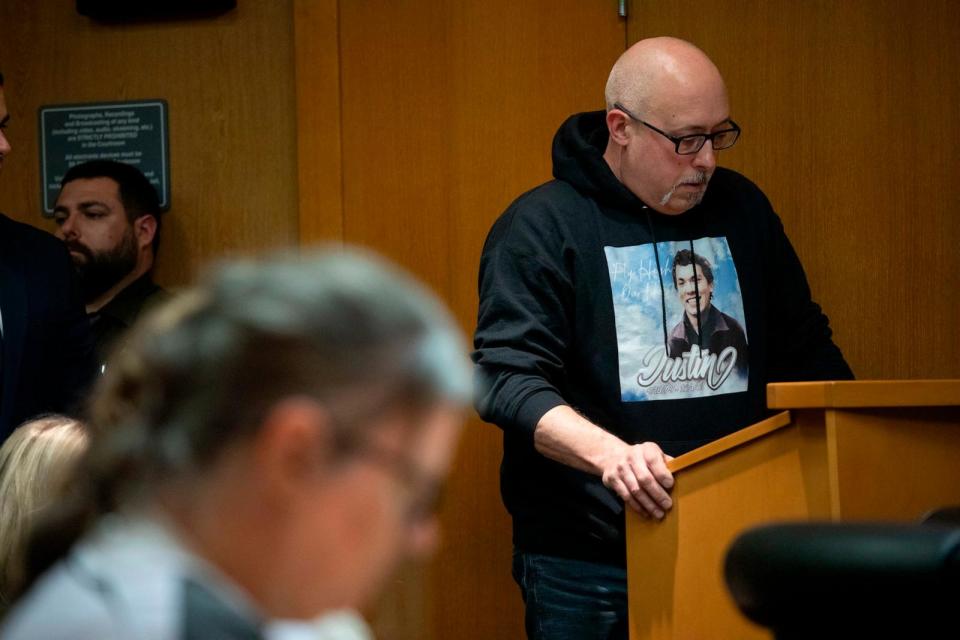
[605,236,749,401]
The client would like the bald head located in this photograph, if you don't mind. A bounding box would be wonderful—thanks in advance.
[602,38,734,215]
[605,37,727,118]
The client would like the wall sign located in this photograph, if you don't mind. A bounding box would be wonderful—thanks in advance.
[38,99,170,215]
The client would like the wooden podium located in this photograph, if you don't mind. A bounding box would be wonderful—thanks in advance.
[626,380,960,640]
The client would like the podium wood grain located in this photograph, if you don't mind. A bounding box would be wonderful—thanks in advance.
[628,380,960,640]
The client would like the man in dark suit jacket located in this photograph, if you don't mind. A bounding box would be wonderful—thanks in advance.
[0,72,96,442]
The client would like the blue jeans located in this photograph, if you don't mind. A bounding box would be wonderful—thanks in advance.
[512,551,628,640]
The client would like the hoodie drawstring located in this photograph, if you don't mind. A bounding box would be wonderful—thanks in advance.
[644,209,702,355]
[689,238,703,351]
[644,208,670,355]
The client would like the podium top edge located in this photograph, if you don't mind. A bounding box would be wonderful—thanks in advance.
[669,410,792,474]
[767,380,960,409]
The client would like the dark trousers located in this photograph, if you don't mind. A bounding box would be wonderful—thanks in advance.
[512,551,628,640]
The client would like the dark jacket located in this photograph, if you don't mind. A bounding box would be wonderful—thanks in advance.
[472,111,853,565]
[89,273,168,372]
[668,305,749,373]
[0,214,96,441]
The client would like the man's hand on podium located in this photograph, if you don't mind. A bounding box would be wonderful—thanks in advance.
[533,405,675,519]
[600,442,674,520]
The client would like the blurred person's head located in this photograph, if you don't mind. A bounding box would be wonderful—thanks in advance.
[73,248,471,618]
[0,416,87,603]
[52,160,162,311]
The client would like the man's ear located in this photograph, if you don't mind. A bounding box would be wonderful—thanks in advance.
[606,108,632,146]
[252,396,334,503]
[133,214,157,251]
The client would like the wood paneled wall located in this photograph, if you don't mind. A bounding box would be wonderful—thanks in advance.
[294,0,342,243]
[0,1,299,286]
[628,0,960,380]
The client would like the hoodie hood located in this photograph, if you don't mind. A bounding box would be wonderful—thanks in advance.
[551,110,649,211]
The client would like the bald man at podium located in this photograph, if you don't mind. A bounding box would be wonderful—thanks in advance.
[473,37,853,640]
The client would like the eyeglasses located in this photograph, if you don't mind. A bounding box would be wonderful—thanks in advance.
[613,102,741,155]
[358,442,446,524]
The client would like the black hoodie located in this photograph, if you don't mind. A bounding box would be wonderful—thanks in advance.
[472,111,853,566]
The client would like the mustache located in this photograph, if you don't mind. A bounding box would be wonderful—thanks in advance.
[65,241,94,261]
[678,171,709,186]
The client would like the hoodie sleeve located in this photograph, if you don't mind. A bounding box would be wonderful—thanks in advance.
[472,204,574,443]
[765,212,855,381]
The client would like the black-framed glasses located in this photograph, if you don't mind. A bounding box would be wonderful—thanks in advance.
[613,102,740,155]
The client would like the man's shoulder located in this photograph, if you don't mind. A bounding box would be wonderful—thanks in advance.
[102,276,171,326]
[0,213,64,256]
[711,166,763,191]
[4,515,195,640]
[0,214,73,283]
[0,562,117,640]
[134,279,171,318]
[489,180,595,242]
[701,168,780,234]
[503,178,588,215]
[128,275,169,304]
[707,168,771,207]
